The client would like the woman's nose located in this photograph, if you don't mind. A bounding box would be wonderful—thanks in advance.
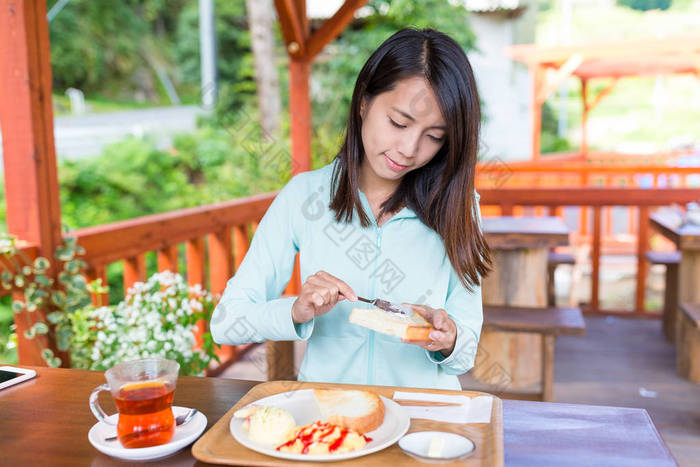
[396,130,420,159]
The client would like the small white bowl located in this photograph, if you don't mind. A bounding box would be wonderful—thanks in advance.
[398,431,475,463]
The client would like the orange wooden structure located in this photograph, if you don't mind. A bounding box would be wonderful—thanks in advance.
[506,35,700,160]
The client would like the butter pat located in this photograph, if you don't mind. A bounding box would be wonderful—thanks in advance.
[427,436,445,457]
[237,405,297,447]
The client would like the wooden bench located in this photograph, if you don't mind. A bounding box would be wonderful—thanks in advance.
[645,250,681,341]
[678,303,700,383]
[547,251,575,307]
[467,305,585,402]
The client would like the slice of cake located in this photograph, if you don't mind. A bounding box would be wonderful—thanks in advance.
[349,307,433,341]
[313,389,385,434]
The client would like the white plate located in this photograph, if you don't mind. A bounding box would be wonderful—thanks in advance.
[229,389,410,462]
[398,431,475,463]
[88,406,207,461]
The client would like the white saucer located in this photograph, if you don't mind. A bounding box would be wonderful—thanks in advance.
[88,406,207,461]
[398,431,475,463]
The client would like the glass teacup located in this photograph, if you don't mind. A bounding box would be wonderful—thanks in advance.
[89,358,180,448]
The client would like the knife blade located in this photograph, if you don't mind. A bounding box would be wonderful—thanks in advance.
[356,296,411,316]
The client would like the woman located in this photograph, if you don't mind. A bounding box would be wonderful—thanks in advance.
[211,28,491,390]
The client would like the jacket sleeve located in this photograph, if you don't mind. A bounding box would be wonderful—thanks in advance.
[210,175,314,345]
[424,191,484,374]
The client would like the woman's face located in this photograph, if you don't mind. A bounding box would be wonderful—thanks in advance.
[360,77,447,184]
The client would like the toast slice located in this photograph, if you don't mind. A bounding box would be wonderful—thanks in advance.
[349,307,433,341]
[313,389,385,434]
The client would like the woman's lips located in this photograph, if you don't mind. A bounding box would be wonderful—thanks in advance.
[384,153,407,171]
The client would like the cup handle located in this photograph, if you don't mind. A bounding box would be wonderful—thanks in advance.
[89,383,116,426]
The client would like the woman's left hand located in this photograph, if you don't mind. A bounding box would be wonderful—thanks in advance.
[401,304,457,357]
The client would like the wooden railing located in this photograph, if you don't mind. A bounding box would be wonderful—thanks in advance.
[68,191,305,374]
[477,187,700,315]
[477,153,699,254]
[4,193,303,372]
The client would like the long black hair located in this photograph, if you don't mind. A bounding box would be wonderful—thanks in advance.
[329,28,491,291]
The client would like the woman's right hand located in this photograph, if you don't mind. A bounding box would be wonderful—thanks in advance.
[291,271,358,324]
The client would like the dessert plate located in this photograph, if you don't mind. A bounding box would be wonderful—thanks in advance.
[229,389,410,462]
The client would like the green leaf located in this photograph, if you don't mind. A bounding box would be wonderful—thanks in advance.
[33,322,49,335]
[41,348,54,360]
[71,274,87,289]
[55,246,74,262]
[13,275,25,288]
[33,256,51,272]
[25,301,37,312]
[34,289,48,299]
[49,357,62,368]
[51,291,67,307]
[47,311,62,324]
[1,271,12,282]
[23,328,35,339]
[34,274,52,287]
[57,329,72,351]
[21,265,32,276]
[11,300,25,313]
[75,245,86,255]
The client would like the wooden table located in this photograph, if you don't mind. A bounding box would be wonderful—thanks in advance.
[650,212,700,382]
[474,217,571,391]
[0,367,676,466]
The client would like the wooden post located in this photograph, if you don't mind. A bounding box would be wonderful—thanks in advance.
[591,206,602,312]
[208,229,235,362]
[635,207,650,313]
[531,66,544,160]
[157,245,180,273]
[289,58,311,175]
[124,255,147,292]
[186,238,207,347]
[0,0,62,365]
[581,78,589,158]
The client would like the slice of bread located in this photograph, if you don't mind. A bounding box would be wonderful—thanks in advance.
[349,307,433,341]
[313,389,385,434]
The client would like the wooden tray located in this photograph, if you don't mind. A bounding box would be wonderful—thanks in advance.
[192,380,503,466]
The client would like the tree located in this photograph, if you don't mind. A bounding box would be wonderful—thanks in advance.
[246,0,282,138]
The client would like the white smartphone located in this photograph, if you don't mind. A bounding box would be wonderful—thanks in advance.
[0,366,37,390]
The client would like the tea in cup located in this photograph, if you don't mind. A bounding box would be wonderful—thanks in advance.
[89,358,179,448]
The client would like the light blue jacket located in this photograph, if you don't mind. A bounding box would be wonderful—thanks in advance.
[211,161,483,390]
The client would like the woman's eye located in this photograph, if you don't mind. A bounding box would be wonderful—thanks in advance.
[388,118,406,129]
[428,135,444,143]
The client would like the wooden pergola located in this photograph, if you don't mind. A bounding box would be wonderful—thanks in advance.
[506,35,700,160]
[0,0,367,365]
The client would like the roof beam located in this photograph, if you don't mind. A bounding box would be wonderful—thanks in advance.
[585,78,619,113]
[536,53,583,105]
[274,0,307,59]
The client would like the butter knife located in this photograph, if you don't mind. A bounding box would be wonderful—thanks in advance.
[356,296,411,316]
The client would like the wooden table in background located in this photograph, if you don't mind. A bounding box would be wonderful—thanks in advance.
[474,217,571,391]
[650,212,700,382]
[0,367,677,466]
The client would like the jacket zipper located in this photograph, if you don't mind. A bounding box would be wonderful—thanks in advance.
[363,198,402,385]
